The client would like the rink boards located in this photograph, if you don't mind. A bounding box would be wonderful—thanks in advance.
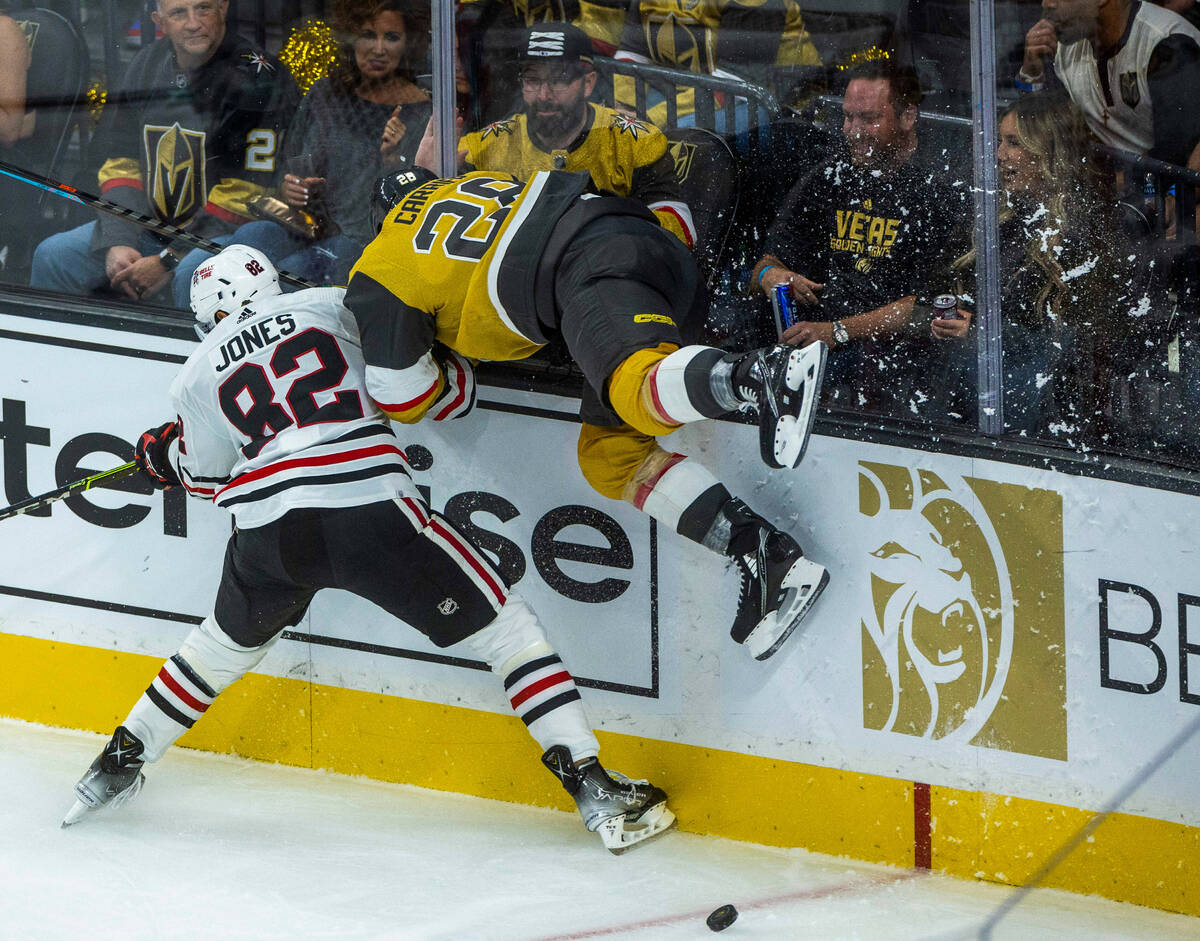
[0,309,1197,917]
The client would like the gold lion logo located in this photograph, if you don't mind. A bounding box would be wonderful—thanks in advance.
[859,461,1066,759]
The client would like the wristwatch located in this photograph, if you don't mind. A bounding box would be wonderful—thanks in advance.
[831,320,850,347]
[158,247,179,271]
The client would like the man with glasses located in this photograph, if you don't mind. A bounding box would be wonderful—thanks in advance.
[422,23,695,249]
[30,0,297,305]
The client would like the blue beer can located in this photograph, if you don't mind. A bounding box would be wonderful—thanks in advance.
[770,282,797,333]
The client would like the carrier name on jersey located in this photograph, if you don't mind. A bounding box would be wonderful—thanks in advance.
[393,179,448,226]
[212,313,298,373]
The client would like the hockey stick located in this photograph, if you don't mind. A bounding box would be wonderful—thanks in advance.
[0,461,141,522]
[0,157,315,290]
[969,709,1200,940]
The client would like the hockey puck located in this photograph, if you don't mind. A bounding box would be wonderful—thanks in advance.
[706,904,738,932]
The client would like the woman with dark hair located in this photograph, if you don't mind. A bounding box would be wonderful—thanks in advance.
[933,93,1140,436]
[172,0,432,299]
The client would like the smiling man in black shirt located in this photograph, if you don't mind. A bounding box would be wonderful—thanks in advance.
[751,63,966,413]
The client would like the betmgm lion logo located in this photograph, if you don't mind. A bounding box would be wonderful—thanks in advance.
[144,123,207,225]
[859,461,1067,760]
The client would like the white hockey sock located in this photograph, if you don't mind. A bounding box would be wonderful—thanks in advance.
[123,615,279,763]
[645,345,738,423]
[625,452,722,531]
[463,594,599,763]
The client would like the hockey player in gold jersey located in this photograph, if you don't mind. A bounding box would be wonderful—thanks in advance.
[346,166,830,661]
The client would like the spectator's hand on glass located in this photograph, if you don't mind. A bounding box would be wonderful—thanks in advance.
[1022,19,1058,78]
[281,173,323,209]
[931,308,972,340]
[782,321,833,348]
[414,114,466,174]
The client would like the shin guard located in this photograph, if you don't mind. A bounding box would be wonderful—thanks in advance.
[123,616,280,762]
[463,594,599,763]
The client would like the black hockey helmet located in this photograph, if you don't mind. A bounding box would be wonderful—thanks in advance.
[370,168,436,235]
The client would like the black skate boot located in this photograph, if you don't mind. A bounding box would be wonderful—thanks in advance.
[730,342,826,469]
[61,726,146,827]
[721,499,830,660]
[542,745,675,854]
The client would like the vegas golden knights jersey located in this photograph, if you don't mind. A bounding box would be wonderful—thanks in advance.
[91,31,297,255]
[618,0,820,74]
[461,103,695,247]
[614,0,820,122]
[345,170,591,422]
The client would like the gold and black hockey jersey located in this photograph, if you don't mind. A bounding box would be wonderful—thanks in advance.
[345,170,592,421]
[614,0,820,122]
[619,0,820,74]
[461,104,695,247]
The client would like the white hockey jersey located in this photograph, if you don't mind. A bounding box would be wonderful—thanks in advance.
[165,286,420,529]
[1054,1,1200,155]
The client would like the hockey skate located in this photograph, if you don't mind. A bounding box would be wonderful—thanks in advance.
[732,342,827,469]
[61,726,146,827]
[542,745,675,854]
[724,501,829,661]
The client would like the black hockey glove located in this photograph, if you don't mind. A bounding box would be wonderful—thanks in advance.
[135,421,180,489]
[429,348,477,421]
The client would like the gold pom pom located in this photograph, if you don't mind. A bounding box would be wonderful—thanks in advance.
[280,20,340,94]
[85,79,107,126]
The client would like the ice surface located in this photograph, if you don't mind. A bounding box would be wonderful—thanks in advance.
[2,719,1195,941]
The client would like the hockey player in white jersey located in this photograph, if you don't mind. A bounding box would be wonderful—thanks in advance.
[63,245,675,854]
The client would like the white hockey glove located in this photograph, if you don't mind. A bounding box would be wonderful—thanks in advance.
[429,349,477,421]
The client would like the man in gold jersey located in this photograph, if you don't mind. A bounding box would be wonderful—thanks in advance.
[421,23,696,249]
[346,166,829,661]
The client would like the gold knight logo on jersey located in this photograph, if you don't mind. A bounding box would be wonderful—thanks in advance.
[144,123,207,225]
[858,462,1066,760]
[668,140,696,182]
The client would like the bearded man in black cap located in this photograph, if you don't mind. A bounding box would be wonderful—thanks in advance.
[420,22,695,248]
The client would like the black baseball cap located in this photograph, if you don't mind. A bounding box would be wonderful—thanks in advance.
[519,23,593,64]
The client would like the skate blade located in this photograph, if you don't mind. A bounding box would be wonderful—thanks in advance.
[597,803,677,855]
[62,771,146,827]
[772,344,827,469]
[747,563,831,660]
[61,799,92,828]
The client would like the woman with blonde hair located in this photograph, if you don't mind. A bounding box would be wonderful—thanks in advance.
[934,93,1138,435]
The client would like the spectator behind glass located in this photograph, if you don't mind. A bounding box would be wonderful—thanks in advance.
[456,0,615,126]
[750,63,967,416]
[0,2,33,268]
[421,22,696,249]
[172,0,432,296]
[936,94,1143,436]
[29,0,297,305]
[0,3,31,148]
[1017,0,1200,170]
